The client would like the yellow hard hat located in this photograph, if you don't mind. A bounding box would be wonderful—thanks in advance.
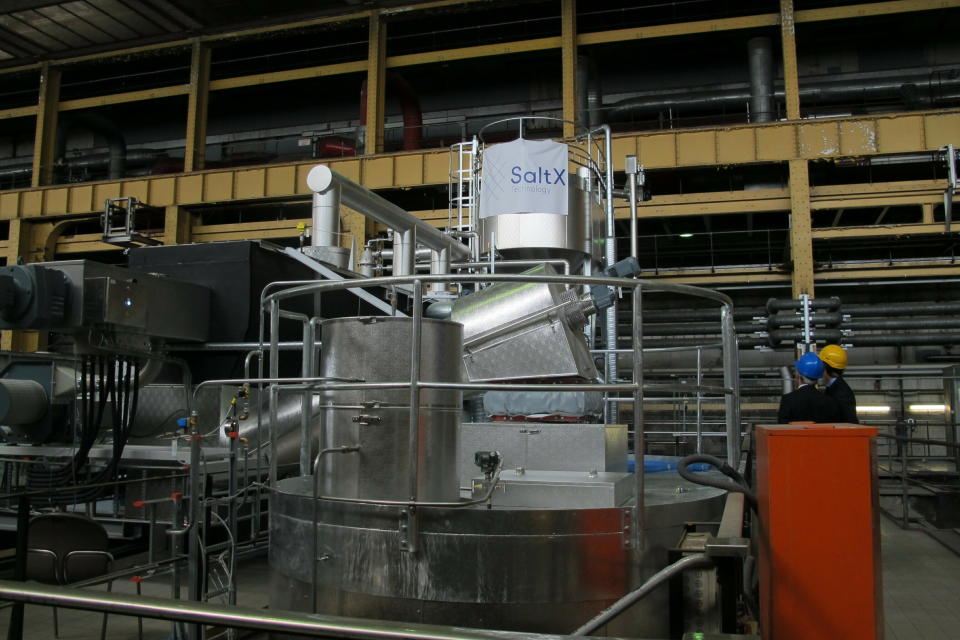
[820,344,847,370]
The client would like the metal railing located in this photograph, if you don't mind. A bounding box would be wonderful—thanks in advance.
[877,433,960,530]
[0,579,581,640]
[256,270,741,554]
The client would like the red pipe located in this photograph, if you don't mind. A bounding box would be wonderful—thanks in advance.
[316,137,356,158]
[359,72,423,151]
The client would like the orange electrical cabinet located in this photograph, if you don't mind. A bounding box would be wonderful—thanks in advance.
[756,424,882,640]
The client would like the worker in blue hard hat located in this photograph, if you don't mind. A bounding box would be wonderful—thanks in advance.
[777,351,841,424]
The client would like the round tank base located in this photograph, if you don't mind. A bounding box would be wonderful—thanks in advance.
[269,471,725,637]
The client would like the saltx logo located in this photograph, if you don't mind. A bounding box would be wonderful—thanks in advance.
[510,165,567,185]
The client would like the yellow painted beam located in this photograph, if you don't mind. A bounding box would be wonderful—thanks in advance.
[816,263,960,281]
[561,0,577,137]
[31,64,60,188]
[209,61,367,91]
[2,111,957,220]
[787,159,814,298]
[365,14,386,155]
[618,109,960,170]
[796,0,960,23]
[0,0,494,77]
[812,223,949,239]
[0,105,38,121]
[163,205,192,245]
[649,269,790,286]
[59,85,189,111]
[184,42,212,173]
[619,188,791,218]
[578,14,779,46]
[0,0,951,82]
[780,0,801,121]
[386,37,561,68]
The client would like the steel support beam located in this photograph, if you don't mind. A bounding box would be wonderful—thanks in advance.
[184,41,212,173]
[1,0,955,81]
[163,205,192,245]
[30,63,60,187]
[1,1,959,125]
[779,0,801,121]
[364,14,386,156]
[561,0,577,138]
[1,110,958,221]
[788,159,814,298]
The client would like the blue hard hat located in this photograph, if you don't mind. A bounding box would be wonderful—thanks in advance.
[795,352,825,379]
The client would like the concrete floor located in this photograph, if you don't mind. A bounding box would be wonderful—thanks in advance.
[0,515,958,639]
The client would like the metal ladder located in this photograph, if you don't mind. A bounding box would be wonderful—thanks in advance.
[448,137,478,233]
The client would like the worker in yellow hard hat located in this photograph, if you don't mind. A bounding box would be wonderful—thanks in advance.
[820,344,858,424]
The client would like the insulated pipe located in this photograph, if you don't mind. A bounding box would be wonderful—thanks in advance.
[600,124,618,422]
[626,155,639,259]
[572,554,714,636]
[56,112,127,180]
[586,57,603,129]
[359,72,423,151]
[845,318,960,331]
[577,54,590,128]
[748,37,775,123]
[428,248,450,296]
[767,297,841,312]
[843,301,960,316]
[312,181,341,249]
[603,72,960,121]
[780,366,793,394]
[576,55,603,129]
[767,313,842,327]
[306,165,470,261]
[375,248,432,260]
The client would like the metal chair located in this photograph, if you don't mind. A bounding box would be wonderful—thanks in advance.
[27,513,114,640]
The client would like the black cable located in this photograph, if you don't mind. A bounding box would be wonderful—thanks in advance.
[677,453,758,512]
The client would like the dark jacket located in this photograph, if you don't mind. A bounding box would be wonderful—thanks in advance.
[824,375,858,424]
[778,384,841,424]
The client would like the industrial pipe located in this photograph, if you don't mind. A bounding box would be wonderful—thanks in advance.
[312,178,341,249]
[748,37,775,123]
[767,297,841,312]
[780,366,793,395]
[306,165,470,261]
[57,112,127,180]
[571,554,714,636]
[359,72,423,151]
[603,70,960,121]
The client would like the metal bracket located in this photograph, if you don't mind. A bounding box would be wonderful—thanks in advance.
[620,506,634,549]
[399,506,419,553]
[944,144,957,233]
[101,197,162,248]
[351,414,381,425]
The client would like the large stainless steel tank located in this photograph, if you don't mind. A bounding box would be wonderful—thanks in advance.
[476,136,604,265]
[316,316,462,502]
[270,471,725,636]
[478,182,601,263]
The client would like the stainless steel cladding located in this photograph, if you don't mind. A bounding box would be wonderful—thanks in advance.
[317,316,462,502]
[450,264,597,382]
[479,184,601,263]
[458,421,627,490]
[476,138,603,264]
[270,472,725,636]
